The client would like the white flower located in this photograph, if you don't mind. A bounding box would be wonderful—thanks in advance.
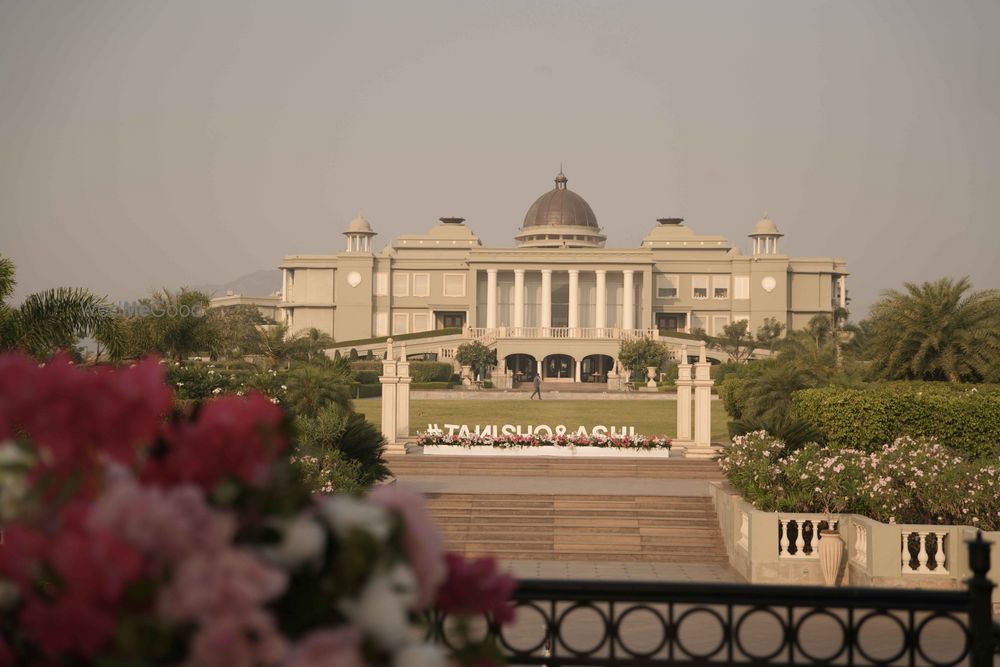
[176,382,184,387]
[393,642,448,667]
[0,441,32,466]
[212,387,222,395]
[258,515,327,569]
[280,385,288,391]
[341,564,418,649]
[208,370,215,375]
[318,495,391,542]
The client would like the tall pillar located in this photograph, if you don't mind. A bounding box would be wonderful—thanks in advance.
[838,275,847,308]
[595,270,607,331]
[486,269,498,329]
[568,269,579,332]
[513,269,525,331]
[676,345,692,442]
[536,358,543,379]
[687,342,721,459]
[395,343,411,441]
[623,270,635,330]
[574,358,581,382]
[541,269,552,334]
[379,338,399,449]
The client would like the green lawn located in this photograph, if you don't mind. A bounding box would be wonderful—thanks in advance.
[355,399,731,442]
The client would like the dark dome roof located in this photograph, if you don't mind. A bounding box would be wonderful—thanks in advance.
[522,171,599,230]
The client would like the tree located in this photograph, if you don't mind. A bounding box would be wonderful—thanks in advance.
[212,304,268,359]
[455,341,496,378]
[0,256,125,360]
[254,324,297,370]
[291,327,335,363]
[284,365,353,418]
[617,338,670,378]
[711,320,756,363]
[122,288,218,362]
[865,278,1000,382]
[756,318,785,352]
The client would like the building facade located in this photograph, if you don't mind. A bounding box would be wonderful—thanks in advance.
[278,171,847,380]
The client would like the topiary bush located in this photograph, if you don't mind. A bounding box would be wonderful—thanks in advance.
[791,385,1000,459]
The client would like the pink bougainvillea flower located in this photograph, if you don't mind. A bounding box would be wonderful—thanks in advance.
[284,627,364,667]
[143,392,286,490]
[369,483,446,609]
[436,553,517,625]
[185,609,288,667]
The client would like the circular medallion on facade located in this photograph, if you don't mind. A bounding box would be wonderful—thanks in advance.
[761,276,777,292]
[347,271,362,288]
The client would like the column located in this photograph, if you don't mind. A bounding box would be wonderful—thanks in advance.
[536,358,543,379]
[687,342,721,459]
[838,275,847,308]
[595,270,607,331]
[395,344,412,441]
[541,269,552,333]
[568,269,579,332]
[623,270,635,330]
[574,358,581,382]
[379,339,399,448]
[676,345,692,441]
[486,269,498,329]
[513,269,525,331]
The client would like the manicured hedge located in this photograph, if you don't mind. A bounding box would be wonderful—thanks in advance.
[410,361,452,383]
[353,370,380,384]
[791,385,1000,459]
[718,376,753,420]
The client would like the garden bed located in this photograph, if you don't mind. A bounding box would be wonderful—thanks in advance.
[417,433,671,457]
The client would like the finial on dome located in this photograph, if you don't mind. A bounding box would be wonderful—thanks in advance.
[555,166,568,190]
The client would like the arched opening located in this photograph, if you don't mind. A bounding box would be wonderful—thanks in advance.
[581,354,614,383]
[505,353,537,383]
[543,354,575,380]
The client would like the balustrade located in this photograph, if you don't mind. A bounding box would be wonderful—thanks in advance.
[777,515,839,558]
[901,529,950,574]
[465,327,661,341]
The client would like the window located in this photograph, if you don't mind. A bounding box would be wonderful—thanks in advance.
[656,274,679,298]
[412,273,430,297]
[392,313,408,335]
[712,315,730,336]
[713,275,730,299]
[375,312,389,336]
[412,312,431,332]
[375,272,389,296]
[393,273,409,298]
[692,276,709,299]
[734,275,750,300]
[691,313,706,333]
[442,273,466,297]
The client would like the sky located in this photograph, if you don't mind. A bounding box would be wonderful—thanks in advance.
[1,0,998,318]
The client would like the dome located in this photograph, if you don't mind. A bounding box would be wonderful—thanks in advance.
[751,215,781,236]
[521,171,599,230]
[347,214,373,233]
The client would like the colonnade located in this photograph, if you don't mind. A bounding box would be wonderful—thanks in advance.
[484,268,637,330]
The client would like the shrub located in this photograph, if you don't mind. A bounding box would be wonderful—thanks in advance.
[718,376,753,420]
[353,370,380,384]
[294,405,389,486]
[409,361,452,382]
[718,431,789,511]
[291,450,365,494]
[791,385,1000,459]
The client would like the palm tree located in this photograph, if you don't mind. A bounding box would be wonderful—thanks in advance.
[0,256,124,360]
[284,365,352,418]
[292,327,335,363]
[866,278,1000,382]
[121,288,216,362]
[255,324,296,370]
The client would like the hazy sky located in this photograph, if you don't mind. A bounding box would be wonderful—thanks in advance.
[1,0,998,318]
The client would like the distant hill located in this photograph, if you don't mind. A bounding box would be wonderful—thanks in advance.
[191,269,282,298]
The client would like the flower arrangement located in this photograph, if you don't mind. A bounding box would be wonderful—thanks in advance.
[0,352,515,667]
[720,431,1000,529]
[417,432,671,450]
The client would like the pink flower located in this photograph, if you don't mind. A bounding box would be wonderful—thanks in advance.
[144,393,287,490]
[185,609,288,667]
[369,484,446,609]
[284,627,364,667]
[158,548,287,623]
[88,479,235,564]
[436,553,517,625]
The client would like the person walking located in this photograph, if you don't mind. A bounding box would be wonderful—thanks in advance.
[530,374,542,400]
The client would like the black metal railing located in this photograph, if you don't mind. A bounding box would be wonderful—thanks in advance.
[429,533,1000,666]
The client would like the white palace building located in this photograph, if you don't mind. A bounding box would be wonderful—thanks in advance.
[277,170,847,382]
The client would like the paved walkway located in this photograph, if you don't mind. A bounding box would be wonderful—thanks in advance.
[410,390,721,401]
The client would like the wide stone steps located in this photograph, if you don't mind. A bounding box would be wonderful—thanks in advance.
[387,455,723,479]
[425,492,728,563]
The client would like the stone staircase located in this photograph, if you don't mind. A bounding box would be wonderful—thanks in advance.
[389,454,727,563]
[425,493,728,562]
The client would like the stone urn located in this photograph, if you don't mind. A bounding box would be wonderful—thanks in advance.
[646,366,658,388]
[818,528,844,586]
[460,364,473,386]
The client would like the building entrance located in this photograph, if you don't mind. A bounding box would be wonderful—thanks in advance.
[656,312,687,332]
[543,354,574,380]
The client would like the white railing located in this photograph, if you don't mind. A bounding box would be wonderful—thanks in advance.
[465,326,663,342]
[439,348,456,359]
[778,514,840,559]
[852,523,869,568]
[900,528,950,575]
